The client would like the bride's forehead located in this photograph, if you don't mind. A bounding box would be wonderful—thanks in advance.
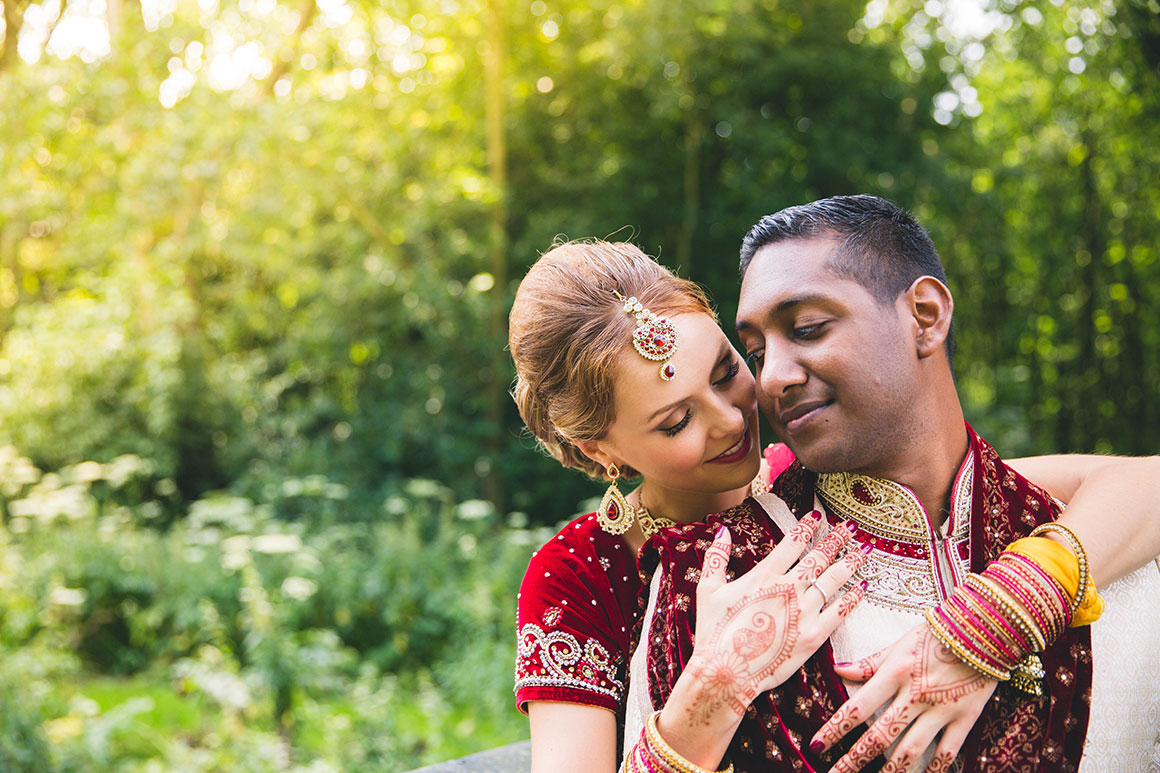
[613,312,727,382]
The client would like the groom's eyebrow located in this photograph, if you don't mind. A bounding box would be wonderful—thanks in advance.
[735,295,824,334]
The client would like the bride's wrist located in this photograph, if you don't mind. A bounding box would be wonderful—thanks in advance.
[664,655,747,742]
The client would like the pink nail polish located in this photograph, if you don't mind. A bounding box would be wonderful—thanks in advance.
[715,525,727,540]
[843,520,858,532]
[859,542,873,554]
[810,740,824,753]
[810,509,824,521]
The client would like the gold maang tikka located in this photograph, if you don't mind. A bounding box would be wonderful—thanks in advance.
[614,292,679,381]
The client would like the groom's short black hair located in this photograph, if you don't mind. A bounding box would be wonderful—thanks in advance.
[739,194,953,362]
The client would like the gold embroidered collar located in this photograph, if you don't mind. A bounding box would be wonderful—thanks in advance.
[816,455,974,545]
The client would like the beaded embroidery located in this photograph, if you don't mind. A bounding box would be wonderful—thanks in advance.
[515,623,625,702]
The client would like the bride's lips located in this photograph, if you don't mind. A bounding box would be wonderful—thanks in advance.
[708,427,753,464]
[779,399,832,435]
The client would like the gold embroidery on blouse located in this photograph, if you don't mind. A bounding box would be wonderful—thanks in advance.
[514,623,624,701]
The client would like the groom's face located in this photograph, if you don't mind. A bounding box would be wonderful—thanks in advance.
[735,236,921,475]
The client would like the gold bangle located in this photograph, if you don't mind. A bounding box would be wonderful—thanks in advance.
[1029,522,1091,618]
[644,710,734,773]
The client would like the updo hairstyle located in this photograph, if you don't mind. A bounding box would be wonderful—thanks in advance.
[509,240,715,480]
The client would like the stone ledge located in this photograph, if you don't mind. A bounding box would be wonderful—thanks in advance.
[407,741,531,772]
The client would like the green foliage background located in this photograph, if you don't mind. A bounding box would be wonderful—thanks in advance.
[0,0,1157,767]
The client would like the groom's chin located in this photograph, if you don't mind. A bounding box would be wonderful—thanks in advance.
[779,438,844,475]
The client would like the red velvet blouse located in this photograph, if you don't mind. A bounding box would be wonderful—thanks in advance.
[513,444,796,719]
[514,511,642,715]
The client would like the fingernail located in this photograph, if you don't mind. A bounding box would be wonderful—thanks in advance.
[810,509,824,521]
[715,525,727,540]
[859,542,873,554]
[810,740,824,753]
[859,580,869,590]
[834,661,852,667]
[843,521,858,532]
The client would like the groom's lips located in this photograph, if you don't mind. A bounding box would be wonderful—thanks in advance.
[778,399,832,435]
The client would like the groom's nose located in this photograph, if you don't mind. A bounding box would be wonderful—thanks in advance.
[757,344,808,402]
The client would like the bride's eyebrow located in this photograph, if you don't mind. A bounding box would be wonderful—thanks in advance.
[647,396,684,424]
[645,337,736,423]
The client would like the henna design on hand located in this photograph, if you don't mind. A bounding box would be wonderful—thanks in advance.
[841,547,870,571]
[910,627,988,705]
[794,528,850,581]
[835,581,868,619]
[814,700,862,750]
[848,648,882,680]
[832,704,912,771]
[686,584,801,726]
[787,511,822,544]
[879,750,917,773]
[925,750,955,772]
[702,540,730,576]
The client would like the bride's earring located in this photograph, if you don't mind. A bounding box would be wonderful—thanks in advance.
[597,463,634,535]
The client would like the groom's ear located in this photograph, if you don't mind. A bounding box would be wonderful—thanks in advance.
[906,276,953,359]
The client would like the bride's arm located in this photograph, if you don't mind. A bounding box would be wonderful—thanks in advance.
[528,702,618,773]
[1007,453,1160,584]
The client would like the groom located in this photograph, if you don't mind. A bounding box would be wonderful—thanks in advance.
[630,196,1149,771]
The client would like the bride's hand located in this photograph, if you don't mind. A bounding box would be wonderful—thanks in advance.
[687,512,869,725]
[653,512,869,769]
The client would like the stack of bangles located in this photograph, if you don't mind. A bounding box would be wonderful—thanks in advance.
[924,523,1105,695]
[622,711,733,773]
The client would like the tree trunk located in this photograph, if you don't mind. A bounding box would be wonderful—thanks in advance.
[1,0,27,72]
[266,0,317,95]
[1076,127,1103,449]
[676,117,702,274]
[0,222,20,346]
[483,0,507,511]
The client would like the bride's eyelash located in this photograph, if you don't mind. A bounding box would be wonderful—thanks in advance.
[661,410,692,437]
[713,360,740,386]
[660,359,738,437]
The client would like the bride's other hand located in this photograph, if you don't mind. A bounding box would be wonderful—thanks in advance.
[811,622,997,772]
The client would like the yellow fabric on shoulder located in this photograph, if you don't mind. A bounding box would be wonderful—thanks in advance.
[1006,536,1105,626]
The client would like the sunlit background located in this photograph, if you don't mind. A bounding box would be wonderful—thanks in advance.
[0,0,1157,768]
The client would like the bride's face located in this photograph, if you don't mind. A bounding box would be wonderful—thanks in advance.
[596,312,761,496]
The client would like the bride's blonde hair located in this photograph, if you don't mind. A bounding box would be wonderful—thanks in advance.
[509,240,714,480]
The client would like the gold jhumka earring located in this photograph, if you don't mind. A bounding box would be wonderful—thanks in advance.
[598,463,634,535]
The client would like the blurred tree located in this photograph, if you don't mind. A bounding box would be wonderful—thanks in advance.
[0,0,1155,526]
[876,0,1160,455]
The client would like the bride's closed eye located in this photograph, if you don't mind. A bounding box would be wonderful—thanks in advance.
[712,359,741,386]
[660,410,692,437]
